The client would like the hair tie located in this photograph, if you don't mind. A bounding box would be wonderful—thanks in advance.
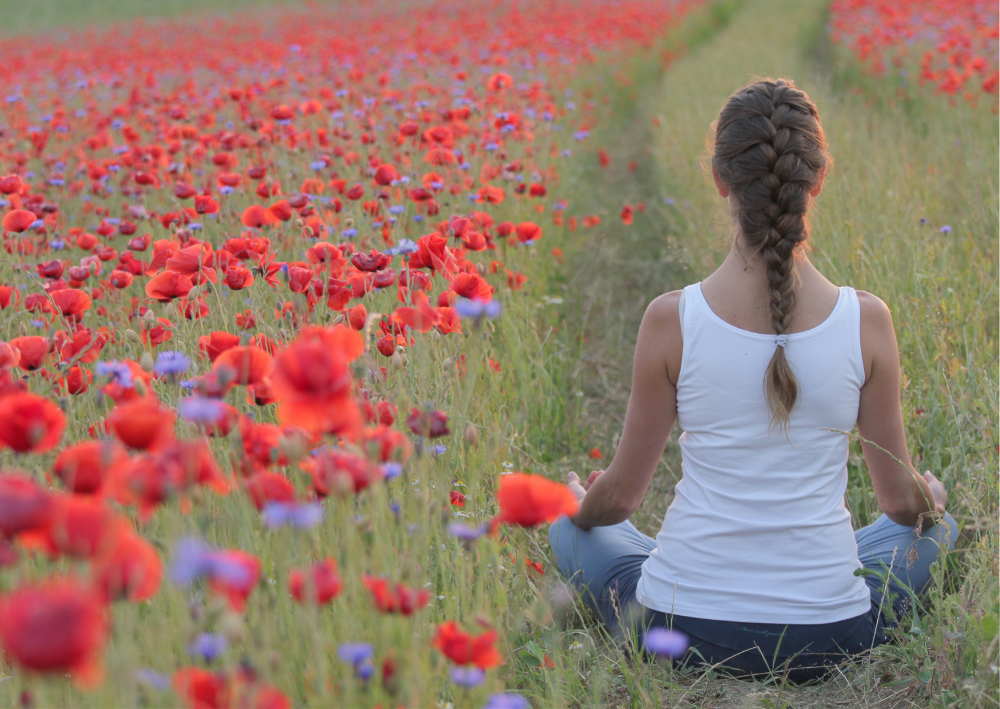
[775,334,789,349]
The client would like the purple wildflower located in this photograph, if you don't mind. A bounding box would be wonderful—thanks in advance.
[483,693,530,709]
[154,350,190,376]
[643,627,689,658]
[450,666,486,687]
[186,633,228,663]
[134,669,171,690]
[381,462,403,480]
[447,522,488,541]
[170,537,251,587]
[337,643,374,665]
[261,501,324,530]
[178,396,225,424]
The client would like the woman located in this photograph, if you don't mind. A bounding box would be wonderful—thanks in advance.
[549,78,956,682]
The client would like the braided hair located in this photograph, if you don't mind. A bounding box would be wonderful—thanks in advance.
[711,78,830,432]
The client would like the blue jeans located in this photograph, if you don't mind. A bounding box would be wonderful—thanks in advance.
[549,512,957,682]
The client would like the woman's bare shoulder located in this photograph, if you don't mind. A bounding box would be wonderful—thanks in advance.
[647,290,684,319]
[642,290,684,383]
[856,290,893,329]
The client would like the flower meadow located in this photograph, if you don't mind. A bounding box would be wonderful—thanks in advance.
[0,0,713,706]
[828,0,999,108]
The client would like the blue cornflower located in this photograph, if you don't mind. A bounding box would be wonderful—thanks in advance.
[447,522,489,541]
[134,669,171,690]
[155,351,190,376]
[483,693,530,709]
[96,360,133,389]
[261,501,324,530]
[381,462,403,480]
[169,537,251,587]
[186,633,228,663]
[178,396,225,423]
[450,667,485,687]
[643,627,689,658]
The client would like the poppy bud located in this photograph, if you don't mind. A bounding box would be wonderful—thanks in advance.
[463,424,479,448]
[390,347,408,370]
[344,218,355,228]
[140,352,154,373]
[142,309,157,324]
[220,611,247,643]
[134,379,148,398]
[125,329,142,344]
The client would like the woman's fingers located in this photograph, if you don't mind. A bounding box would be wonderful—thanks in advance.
[583,470,604,490]
[567,471,580,485]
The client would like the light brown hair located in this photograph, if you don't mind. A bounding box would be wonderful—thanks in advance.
[711,78,830,431]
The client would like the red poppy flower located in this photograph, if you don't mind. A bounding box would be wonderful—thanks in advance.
[432,621,503,669]
[22,494,128,559]
[0,392,66,453]
[393,291,440,332]
[49,288,92,316]
[450,272,493,303]
[515,221,542,244]
[494,473,578,527]
[0,341,19,370]
[270,326,363,436]
[198,330,241,362]
[243,472,296,510]
[450,490,466,507]
[52,440,128,494]
[2,209,37,233]
[109,270,134,289]
[241,205,279,228]
[8,336,48,371]
[145,271,194,301]
[305,449,382,497]
[194,195,219,215]
[208,550,261,611]
[351,249,391,272]
[407,408,449,438]
[225,264,255,290]
[92,531,162,603]
[107,398,176,451]
[268,200,293,221]
[213,345,274,386]
[361,575,430,615]
[0,578,108,685]
[0,473,54,538]
[288,559,343,604]
[173,667,291,709]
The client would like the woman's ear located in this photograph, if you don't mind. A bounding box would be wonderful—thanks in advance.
[712,163,730,198]
[809,167,826,198]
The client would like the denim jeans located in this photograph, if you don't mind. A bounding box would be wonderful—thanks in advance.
[549,512,957,682]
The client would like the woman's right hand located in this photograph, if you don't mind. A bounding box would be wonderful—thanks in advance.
[922,471,947,514]
[582,469,605,491]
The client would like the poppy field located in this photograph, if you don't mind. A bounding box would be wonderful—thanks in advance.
[0,0,997,707]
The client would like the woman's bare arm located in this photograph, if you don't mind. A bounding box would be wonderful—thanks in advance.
[570,292,681,530]
[856,291,945,528]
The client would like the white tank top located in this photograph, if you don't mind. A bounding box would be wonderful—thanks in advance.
[634,282,873,623]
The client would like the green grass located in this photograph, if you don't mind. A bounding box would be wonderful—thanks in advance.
[0,0,302,36]
[0,0,995,707]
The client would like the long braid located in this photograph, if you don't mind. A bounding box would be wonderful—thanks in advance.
[711,79,830,432]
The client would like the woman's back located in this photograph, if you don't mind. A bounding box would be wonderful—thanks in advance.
[634,281,873,624]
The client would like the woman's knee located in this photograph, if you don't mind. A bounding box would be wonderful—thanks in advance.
[548,515,579,576]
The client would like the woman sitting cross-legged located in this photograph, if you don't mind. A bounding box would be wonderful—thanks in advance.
[549,78,956,684]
